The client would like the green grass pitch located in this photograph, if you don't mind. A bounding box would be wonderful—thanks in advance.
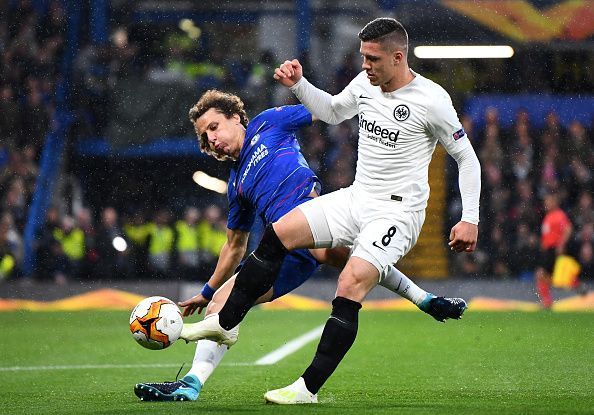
[1,309,592,414]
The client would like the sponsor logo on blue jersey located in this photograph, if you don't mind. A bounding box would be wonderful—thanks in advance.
[241,143,268,184]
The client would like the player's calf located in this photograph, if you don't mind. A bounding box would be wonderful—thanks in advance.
[218,224,288,330]
[301,296,362,394]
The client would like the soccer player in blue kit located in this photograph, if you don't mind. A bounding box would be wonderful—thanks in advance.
[134,90,466,402]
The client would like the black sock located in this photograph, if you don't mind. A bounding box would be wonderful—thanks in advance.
[218,225,288,330]
[302,296,362,394]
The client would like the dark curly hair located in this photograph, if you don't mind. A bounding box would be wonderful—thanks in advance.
[358,18,408,55]
[188,90,249,161]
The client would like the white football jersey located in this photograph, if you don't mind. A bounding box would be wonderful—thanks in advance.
[328,70,471,211]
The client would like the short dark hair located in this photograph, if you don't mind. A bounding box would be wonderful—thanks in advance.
[358,17,408,54]
[188,90,249,161]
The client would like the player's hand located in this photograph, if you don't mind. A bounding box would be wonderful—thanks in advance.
[178,294,210,317]
[273,59,303,87]
[448,221,478,253]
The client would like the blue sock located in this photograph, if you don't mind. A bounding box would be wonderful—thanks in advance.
[418,293,436,312]
[181,374,202,392]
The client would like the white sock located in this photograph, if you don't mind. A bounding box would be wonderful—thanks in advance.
[185,339,228,385]
[379,265,432,306]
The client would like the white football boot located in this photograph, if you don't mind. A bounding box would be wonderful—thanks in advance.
[179,313,239,346]
[264,377,318,404]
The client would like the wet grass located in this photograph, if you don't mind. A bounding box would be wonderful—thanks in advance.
[1,309,592,414]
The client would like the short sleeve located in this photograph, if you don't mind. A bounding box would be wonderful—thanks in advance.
[258,105,312,132]
[426,88,471,155]
[227,194,255,232]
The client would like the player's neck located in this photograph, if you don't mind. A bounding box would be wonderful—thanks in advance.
[233,129,246,159]
[380,66,415,93]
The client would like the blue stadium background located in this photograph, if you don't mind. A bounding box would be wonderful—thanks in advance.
[1,0,593,295]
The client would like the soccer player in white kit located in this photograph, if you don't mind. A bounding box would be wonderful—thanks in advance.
[181,17,481,404]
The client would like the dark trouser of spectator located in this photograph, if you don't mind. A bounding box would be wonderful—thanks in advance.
[535,248,556,308]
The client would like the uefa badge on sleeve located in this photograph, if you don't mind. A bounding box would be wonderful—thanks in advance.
[453,128,466,141]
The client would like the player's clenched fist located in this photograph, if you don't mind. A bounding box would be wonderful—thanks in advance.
[273,59,303,87]
[448,221,478,253]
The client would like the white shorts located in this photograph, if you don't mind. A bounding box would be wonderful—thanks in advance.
[298,185,425,278]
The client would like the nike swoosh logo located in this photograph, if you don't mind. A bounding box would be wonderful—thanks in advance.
[177,386,196,392]
[330,316,348,325]
[372,241,386,251]
[395,279,402,291]
[359,95,372,99]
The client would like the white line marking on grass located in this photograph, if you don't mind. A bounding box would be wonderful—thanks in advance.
[0,362,251,372]
[2,324,326,372]
[255,324,325,366]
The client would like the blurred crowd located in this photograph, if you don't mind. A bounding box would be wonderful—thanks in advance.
[1,2,593,285]
[0,0,63,153]
[72,24,281,136]
[0,0,63,281]
[32,205,227,284]
[447,109,594,282]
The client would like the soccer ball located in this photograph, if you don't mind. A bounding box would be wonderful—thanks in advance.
[129,296,183,350]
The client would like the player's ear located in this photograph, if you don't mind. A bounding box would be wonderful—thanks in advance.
[232,113,241,124]
[393,50,403,65]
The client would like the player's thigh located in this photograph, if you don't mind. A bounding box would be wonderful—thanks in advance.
[308,246,351,269]
[296,187,358,249]
[335,256,380,303]
[352,209,425,279]
[273,206,315,250]
[270,249,319,300]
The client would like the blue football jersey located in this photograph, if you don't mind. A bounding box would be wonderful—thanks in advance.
[227,105,320,231]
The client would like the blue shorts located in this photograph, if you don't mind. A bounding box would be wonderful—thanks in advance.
[271,248,319,300]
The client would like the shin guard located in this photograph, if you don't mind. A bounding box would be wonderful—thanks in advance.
[302,296,362,394]
[218,225,288,329]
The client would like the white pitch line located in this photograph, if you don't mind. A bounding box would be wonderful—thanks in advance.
[255,324,325,366]
[0,362,251,372]
[1,325,326,372]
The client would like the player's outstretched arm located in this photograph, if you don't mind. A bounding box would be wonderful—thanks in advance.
[273,59,357,125]
[447,143,481,253]
[426,88,481,253]
[179,228,248,316]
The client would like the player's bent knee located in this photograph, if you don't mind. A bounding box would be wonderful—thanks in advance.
[335,278,373,302]
[336,260,379,302]
[254,224,289,262]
